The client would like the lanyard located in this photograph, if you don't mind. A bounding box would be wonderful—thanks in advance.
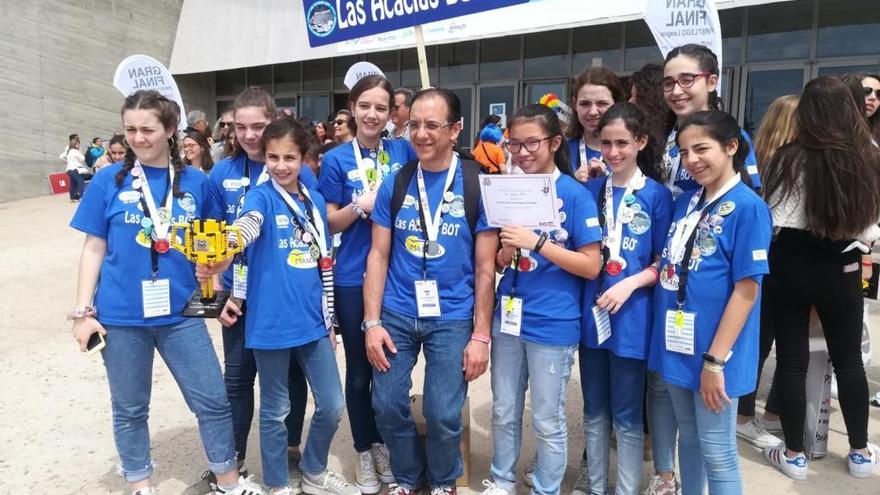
[273,180,330,263]
[415,157,458,279]
[602,171,644,264]
[663,129,680,189]
[668,174,740,266]
[132,161,173,279]
[352,139,387,192]
[578,138,589,168]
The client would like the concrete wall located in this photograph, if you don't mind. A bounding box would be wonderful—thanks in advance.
[0,0,188,203]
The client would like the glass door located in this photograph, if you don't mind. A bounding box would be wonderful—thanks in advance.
[739,66,806,136]
[477,83,517,131]
[446,86,474,150]
[523,81,568,107]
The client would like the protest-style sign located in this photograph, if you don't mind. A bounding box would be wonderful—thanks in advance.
[643,0,723,92]
[114,55,188,130]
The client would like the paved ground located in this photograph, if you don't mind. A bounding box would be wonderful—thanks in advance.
[1,194,879,494]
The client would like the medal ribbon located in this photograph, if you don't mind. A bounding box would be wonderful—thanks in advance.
[668,174,740,265]
[273,179,335,329]
[134,160,175,241]
[603,170,643,269]
[352,139,386,192]
[415,156,458,279]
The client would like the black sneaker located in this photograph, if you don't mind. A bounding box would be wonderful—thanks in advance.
[184,467,250,495]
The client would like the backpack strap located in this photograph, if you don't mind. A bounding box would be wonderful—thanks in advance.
[390,160,419,227]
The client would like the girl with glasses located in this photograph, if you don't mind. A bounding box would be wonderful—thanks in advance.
[183,130,215,173]
[480,104,602,495]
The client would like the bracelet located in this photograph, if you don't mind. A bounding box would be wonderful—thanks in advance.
[645,265,659,281]
[350,201,368,220]
[534,232,549,253]
[703,362,724,373]
[67,306,97,321]
[470,333,491,345]
[862,261,873,267]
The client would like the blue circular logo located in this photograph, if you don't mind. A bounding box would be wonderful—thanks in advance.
[307,1,337,38]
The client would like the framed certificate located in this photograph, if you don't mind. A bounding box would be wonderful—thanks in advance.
[479,174,560,229]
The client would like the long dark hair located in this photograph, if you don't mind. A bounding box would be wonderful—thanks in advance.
[677,110,752,188]
[842,73,880,143]
[183,131,214,172]
[763,77,880,240]
[567,67,626,140]
[665,44,721,111]
[115,90,185,198]
[598,102,664,183]
[508,104,573,178]
[629,63,677,148]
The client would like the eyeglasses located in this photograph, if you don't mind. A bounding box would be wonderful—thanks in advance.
[406,120,456,133]
[863,87,880,99]
[182,144,197,150]
[662,72,711,92]
[504,137,552,154]
[218,121,233,128]
[334,119,348,126]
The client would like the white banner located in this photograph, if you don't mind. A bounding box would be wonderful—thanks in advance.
[643,0,723,93]
[343,61,385,90]
[114,55,187,131]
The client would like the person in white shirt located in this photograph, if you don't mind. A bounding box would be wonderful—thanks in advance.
[60,133,88,202]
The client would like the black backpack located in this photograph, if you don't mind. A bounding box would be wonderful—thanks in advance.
[390,158,481,238]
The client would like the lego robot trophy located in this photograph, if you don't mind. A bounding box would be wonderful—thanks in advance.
[171,219,242,318]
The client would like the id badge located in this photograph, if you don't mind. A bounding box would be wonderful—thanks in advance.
[142,279,171,318]
[232,263,248,300]
[499,296,523,337]
[592,306,612,345]
[414,280,441,317]
[665,309,696,355]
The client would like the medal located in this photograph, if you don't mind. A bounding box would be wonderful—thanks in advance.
[319,257,333,270]
[443,191,455,203]
[153,239,170,253]
[240,177,250,187]
[426,240,440,256]
[605,259,623,276]
[518,256,531,272]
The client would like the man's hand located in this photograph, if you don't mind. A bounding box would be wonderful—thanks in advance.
[366,325,397,372]
[462,339,489,381]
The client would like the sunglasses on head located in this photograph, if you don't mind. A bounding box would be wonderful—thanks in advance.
[863,87,880,99]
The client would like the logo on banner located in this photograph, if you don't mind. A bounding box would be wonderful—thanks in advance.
[307,1,337,37]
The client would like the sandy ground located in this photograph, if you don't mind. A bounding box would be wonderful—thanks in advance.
[1,193,879,494]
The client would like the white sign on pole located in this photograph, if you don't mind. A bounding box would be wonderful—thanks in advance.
[343,61,385,90]
[113,55,188,131]
[643,0,723,93]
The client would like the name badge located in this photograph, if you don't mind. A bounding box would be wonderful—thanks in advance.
[414,280,441,317]
[142,279,171,318]
[499,296,523,337]
[232,264,248,300]
[592,306,612,345]
[665,309,696,355]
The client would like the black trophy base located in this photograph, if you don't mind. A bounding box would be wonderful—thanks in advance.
[181,289,231,318]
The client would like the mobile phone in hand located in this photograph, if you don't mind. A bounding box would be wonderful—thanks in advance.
[87,332,106,354]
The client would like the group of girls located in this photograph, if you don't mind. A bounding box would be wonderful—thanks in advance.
[68,42,880,495]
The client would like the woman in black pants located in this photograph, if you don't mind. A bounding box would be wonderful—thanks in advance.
[761,76,880,480]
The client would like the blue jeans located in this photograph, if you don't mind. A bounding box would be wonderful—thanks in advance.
[580,347,645,495]
[647,372,677,475]
[336,285,383,452]
[102,319,237,482]
[222,314,307,460]
[372,308,472,489]
[665,381,742,495]
[253,337,345,489]
[67,169,84,200]
[490,321,576,495]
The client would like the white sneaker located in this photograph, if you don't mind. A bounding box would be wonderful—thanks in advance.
[480,480,513,495]
[214,475,268,495]
[288,453,303,495]
[303,470,362,495]
[831,376,839,400]
[763,446,807,481]
[371,443,395,484]
[271,488,297,495]
[761,416,783,433]
[133,488,156,495]
[354,451,381,494]
[570,458,589,495]
[870,390,880,408]
[641,475,679,495]
[522,454,537,488]
[848,442,880,478]
[736,418,783,449]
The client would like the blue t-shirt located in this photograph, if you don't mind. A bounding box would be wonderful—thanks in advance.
[318,138,417,286]
[647,181,771,397]
[665,128,761,199]
[70,163,218,327]
[371,161,494,320]
[240,183,330,350]
[567,137,602,170]
[495,173,602,345]
[581,177,674,359]
[207,153,318,289]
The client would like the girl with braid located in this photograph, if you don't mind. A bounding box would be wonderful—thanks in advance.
[69,89,265,495]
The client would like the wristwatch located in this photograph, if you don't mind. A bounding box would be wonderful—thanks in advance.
[702,352,726,367]
[361,319,383,332]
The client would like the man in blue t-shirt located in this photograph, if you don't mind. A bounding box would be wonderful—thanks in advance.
[363,89,498,495]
